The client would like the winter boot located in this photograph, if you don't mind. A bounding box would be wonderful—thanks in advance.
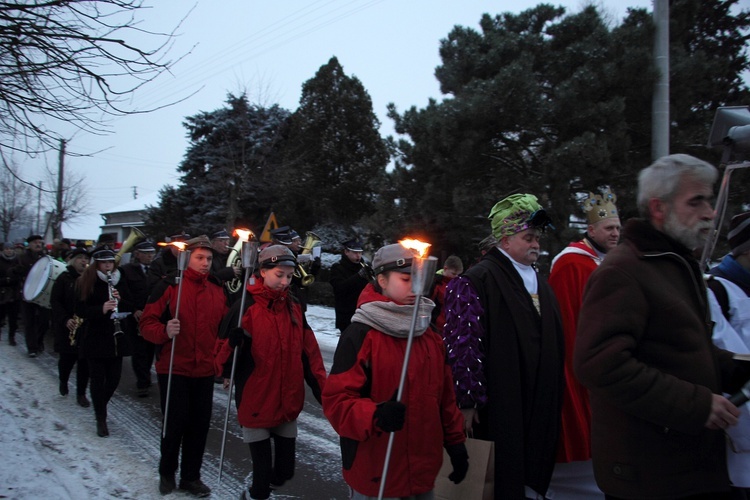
[248,439,273,499]
[270,435,296,487]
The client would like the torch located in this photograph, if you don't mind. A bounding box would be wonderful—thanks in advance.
[217,230,257,491]
[160,240,190,439]
[377,239,437,500]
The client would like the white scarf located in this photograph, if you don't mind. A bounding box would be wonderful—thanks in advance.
[96,268,121,286]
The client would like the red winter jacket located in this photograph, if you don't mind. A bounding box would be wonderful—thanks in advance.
[214,278,326,429]
[322,284,465,498]
[140,267,228,378]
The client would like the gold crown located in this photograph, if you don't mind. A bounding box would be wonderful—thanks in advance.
[582,187,619,225]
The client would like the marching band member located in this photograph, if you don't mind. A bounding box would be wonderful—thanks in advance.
[329,238,369,332]
[51,248,90,407]
[215,245,326,500]
[75,245,133,437]
[140,235,229,497]
[120,240,157,397]
[147,233,190,290]
[13,234,50,357]
[0,241,21,346]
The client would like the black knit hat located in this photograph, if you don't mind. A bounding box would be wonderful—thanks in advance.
[729,211,750,256]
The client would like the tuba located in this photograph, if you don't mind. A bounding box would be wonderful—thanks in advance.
[115,227,146,264]
[294,232,322,286]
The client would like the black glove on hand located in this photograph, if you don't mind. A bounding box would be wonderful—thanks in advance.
[228,327,248,348]
[373,400,406,432]
[445,442,469,484]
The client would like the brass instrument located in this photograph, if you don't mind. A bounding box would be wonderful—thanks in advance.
[294,232,322,286]
[68,314,84,346]
[225,237,245,294]
[106,271,124,337]
[115,227,146,264]
[359,259,375,284]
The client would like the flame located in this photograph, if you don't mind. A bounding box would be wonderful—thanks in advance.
[158,241,187,250]
[234,228,253,242]
[399,238,431,258]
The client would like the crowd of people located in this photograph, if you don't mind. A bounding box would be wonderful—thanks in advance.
[2,153,750,499]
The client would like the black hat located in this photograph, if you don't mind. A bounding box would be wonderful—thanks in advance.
[211,229,230,240]
[259,245,297,268]
[26,234,43,243]
[67,248,90,260]
[134,241,156,253]
[167,233,190,243]
[729,211,750,256]
[289,229,301,240]
[371,244,415,275]
[270,226,293,245]
[185,235,213,251]
[91,245,116,261]
[342,238,364,252]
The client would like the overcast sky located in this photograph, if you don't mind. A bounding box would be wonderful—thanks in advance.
[19,0,659,239]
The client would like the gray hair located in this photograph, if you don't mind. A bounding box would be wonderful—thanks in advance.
[636,154,717,218]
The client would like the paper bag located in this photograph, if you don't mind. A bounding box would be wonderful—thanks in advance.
[434,437,494,500]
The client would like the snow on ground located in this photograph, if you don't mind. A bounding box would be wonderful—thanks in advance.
[0,304,340,500]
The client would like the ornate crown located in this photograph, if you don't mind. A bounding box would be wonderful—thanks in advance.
[582,187,618,225]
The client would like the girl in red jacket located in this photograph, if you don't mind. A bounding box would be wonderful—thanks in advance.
[215,244,327,500]
[140,235,229,498]
[322,243,467,499]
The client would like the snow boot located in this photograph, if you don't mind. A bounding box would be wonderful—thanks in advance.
[248,439,272,499]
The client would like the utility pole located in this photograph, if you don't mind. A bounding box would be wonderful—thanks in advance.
[36,181,42,235]
[652,0,670,160]
[56,138,65,239]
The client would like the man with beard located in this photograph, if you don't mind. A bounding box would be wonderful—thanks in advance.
[443,193,565,499]
[329,238,369,332]
[13,235,51,357]
[547,188,620,498]
[574,154,750,499]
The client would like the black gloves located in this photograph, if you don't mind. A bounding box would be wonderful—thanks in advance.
[373,399,406,432]
[445,442,469,484]
[228,327,249,348]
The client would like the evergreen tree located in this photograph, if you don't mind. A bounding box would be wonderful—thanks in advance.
[279,57,389,230]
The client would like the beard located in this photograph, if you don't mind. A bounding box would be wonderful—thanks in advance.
[663,210,712,251]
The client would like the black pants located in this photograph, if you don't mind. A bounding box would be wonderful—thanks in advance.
[87,357,122,420]
[0,299,20,338]
[157,373,214,482]
[21,301,50,353]
[58,352,89,396]
[130,334,155,389]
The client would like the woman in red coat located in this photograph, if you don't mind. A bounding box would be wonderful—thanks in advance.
[215,244,326,500]
[140,235,228,498]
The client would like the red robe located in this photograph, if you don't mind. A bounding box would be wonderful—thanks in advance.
[548,240,601,462]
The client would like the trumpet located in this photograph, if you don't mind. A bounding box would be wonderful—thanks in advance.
[359,259,376,284]
[68,315,84,346]
[107,271,124,338]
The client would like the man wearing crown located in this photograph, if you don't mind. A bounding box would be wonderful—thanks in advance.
[443,193,565,499]
[547,188,621,498]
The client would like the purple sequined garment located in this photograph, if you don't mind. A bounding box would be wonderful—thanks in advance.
[442,276,487,408]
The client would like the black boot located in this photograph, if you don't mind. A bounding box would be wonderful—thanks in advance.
[248,439,272,500]
[96,418,109,437]
[271,435,296,487]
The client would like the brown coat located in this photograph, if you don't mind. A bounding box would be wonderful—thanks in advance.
[574,219,748,499]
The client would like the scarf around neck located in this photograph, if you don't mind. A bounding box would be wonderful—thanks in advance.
[96,268,120,285]
[351,296,435,338]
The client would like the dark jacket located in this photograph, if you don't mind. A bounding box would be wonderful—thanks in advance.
[574,219,750,498]
[140,267,228,378]
[75,270,134,358]
[329,255,368,331]
[444,247,564,498]
[0,253,21,304]
[147,249,178,293]
[120,261,151,336]
[51,265,81,354]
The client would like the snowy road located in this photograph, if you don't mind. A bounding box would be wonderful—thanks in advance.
[0,304,349,499]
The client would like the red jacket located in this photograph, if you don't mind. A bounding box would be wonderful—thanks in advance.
[141,267,228,378]
[214,279,326,429]
[322,284,465,498]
